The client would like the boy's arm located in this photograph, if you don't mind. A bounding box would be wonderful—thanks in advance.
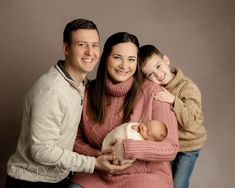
[171,84,203,129]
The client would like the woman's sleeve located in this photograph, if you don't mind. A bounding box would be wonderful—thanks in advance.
[123,87,179,162]
[73,122,100,157]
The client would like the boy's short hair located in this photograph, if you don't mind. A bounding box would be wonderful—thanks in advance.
[139,44,164,67]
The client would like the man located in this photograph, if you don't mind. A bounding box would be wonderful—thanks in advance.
[5,19,126,188]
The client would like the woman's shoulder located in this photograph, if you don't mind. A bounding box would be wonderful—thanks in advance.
[141,79,163,93]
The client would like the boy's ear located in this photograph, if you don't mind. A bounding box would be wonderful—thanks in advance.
[163,55,170,65]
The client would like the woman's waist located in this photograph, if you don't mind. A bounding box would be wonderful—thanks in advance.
[113,160,171,175]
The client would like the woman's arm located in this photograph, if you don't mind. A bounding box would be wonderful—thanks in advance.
[73,124,101,157]
[123,85,179,162]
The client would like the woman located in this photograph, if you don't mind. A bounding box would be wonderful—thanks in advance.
[70,32,179,188]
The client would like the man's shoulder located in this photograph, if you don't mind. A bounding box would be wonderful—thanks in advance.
[29,66,64,94]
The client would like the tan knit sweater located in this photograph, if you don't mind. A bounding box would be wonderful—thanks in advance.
[165,67,207,152]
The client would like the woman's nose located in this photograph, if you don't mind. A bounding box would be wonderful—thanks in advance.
[119,60,128,69]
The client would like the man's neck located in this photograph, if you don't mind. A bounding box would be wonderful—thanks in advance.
[64,62,85,85]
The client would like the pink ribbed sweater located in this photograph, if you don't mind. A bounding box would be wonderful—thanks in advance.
[72,78,179,188]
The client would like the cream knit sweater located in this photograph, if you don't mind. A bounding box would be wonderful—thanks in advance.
[7,63,95,183]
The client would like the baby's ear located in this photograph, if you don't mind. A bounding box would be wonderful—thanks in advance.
[163,55,170,65]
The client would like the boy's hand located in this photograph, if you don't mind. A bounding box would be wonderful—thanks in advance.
[154,87,175,104]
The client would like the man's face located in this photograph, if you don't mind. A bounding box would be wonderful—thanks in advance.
[64,29,100,77]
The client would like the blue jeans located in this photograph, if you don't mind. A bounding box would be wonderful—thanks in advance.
[171,150,200,188]
[68,183,83,188]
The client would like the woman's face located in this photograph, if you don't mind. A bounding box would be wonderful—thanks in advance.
[107,42,138,83]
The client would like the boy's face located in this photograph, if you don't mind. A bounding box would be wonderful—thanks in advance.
[141,54,172,85]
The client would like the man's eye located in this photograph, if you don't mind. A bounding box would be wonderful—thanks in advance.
[78,43,85,47]
[93,44,100,48]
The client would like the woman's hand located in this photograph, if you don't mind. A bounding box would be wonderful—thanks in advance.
[110,138,134,166]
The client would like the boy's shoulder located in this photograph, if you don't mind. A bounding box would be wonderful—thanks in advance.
[173,67,201,94]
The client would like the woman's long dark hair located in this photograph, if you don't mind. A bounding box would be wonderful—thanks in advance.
[88,32,143,123]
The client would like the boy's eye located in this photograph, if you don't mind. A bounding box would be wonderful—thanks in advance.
[147,73,153,78]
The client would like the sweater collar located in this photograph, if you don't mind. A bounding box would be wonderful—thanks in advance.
[165,67,183,89]
[106,77,134,97]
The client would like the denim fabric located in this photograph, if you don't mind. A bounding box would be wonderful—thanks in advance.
[171,150,200,188]
[68,183,83,188]
[5,175,70,188]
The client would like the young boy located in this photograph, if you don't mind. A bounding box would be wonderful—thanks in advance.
[102,120,167,165]
[139,45,207,188]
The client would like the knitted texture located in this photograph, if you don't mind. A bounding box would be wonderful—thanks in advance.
[73,78,179,188]
[165,67,207,152]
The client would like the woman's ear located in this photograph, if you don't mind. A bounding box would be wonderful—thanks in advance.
[163,55,170,65]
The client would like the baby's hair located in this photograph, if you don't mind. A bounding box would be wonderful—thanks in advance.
[139,44,164,67]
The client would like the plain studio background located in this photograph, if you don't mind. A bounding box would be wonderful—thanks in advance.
[0,0,234,187]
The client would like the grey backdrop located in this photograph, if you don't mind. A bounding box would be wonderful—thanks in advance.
[1,0,234,187]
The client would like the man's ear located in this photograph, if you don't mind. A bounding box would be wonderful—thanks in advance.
[63,43,69,56]
[163,55,170,65]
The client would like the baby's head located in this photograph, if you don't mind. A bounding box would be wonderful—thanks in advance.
[139,45,174,86]
[137,120,167,141]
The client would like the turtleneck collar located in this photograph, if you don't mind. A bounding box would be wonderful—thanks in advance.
[106,77,134,97]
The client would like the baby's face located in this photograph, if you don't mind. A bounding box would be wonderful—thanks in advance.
[138,121,160,141]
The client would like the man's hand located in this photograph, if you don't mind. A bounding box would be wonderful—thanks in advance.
[95,154,131,173]
[154,87,175,104]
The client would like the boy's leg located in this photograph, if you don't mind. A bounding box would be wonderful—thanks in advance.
[171,150,200,188]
